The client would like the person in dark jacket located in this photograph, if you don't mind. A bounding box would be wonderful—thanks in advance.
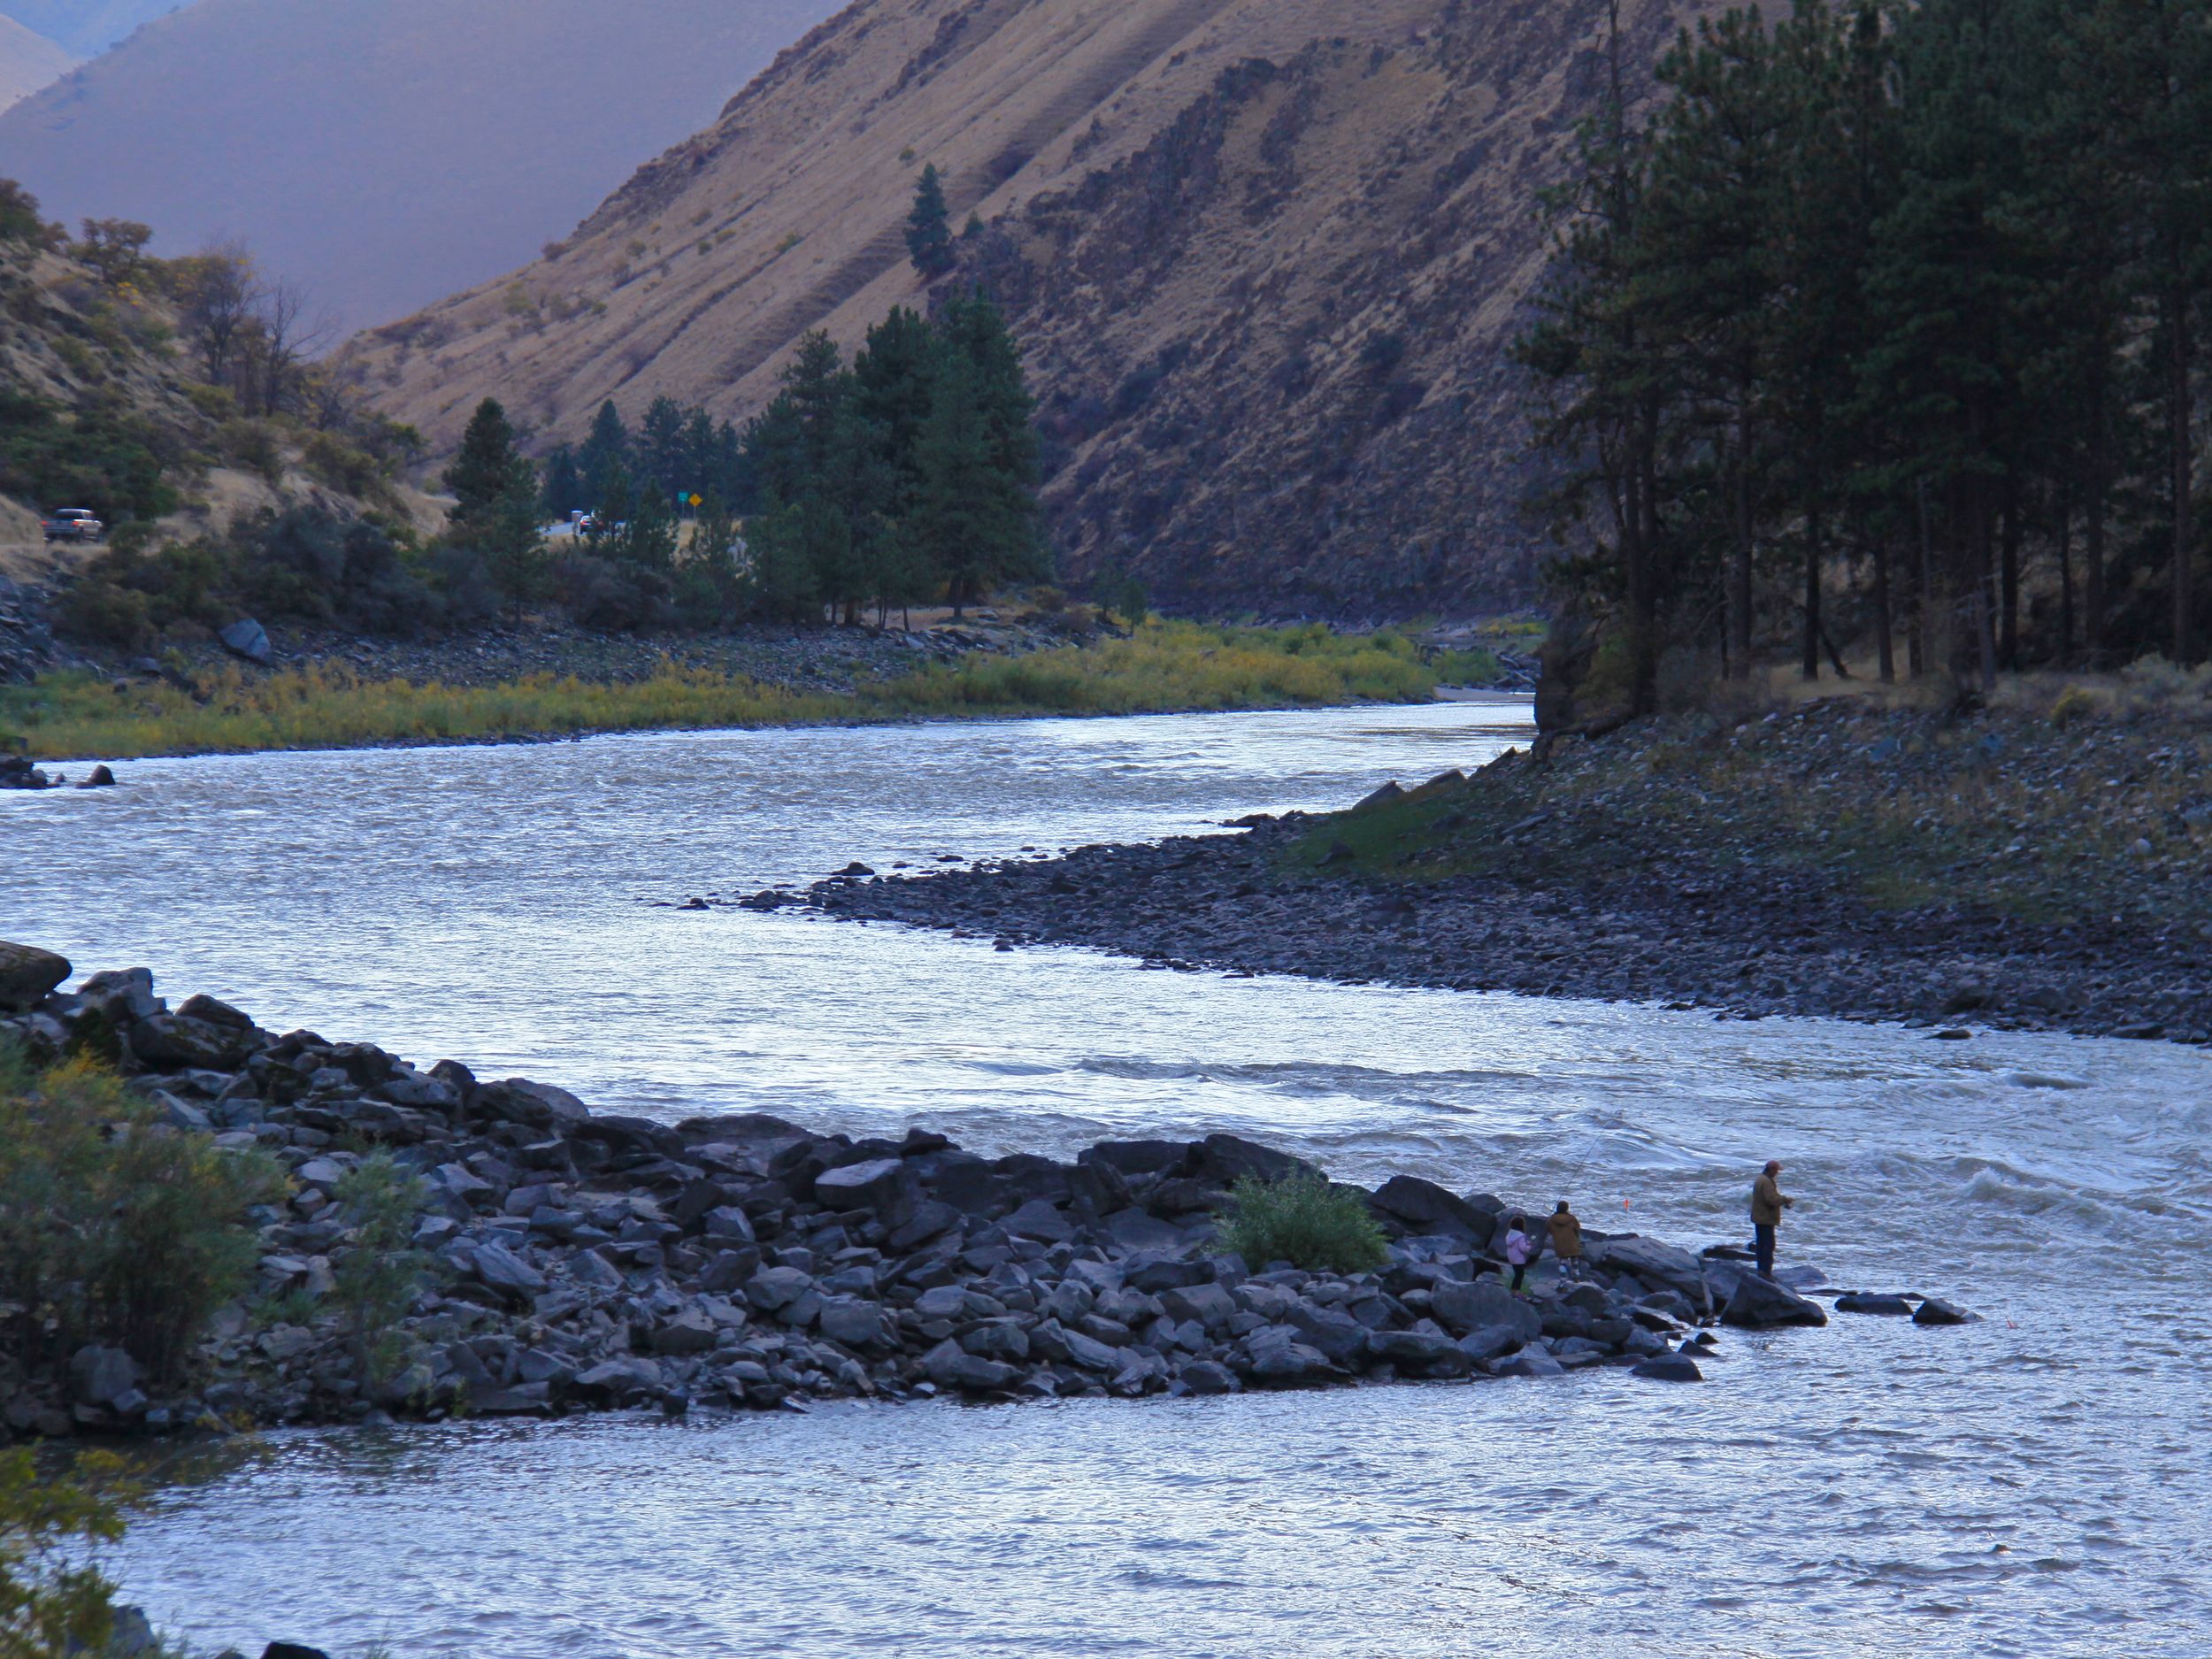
[1751,1160,1794,1278]
[1548,1201,1584,1279]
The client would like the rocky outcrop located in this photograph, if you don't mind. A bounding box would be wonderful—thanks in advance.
[0,963,1968,1440]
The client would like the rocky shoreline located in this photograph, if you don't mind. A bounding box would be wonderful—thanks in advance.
[774,706,2212,1045]
[0,955,1973,1444]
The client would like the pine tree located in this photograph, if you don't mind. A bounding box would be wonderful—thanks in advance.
[906,164,956,279]
[541,444,584,519]
[854,305,941,515]
[577,401,632,506]
[481,487,549,628]
[640,396,688,506]
[443,398,533,528]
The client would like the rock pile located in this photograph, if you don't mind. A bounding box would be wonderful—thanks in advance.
[2,957,1951,1441]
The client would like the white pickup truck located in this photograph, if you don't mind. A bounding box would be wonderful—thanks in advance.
[41,508,104,543]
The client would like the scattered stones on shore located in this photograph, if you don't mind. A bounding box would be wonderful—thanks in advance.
[778,701,2212,1044]
[0,956,1968,1441]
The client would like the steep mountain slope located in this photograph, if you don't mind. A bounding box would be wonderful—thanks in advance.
[0,0,840,332]
[0,13,70,111]
[352,0,1708,615]
[0,1,183,58]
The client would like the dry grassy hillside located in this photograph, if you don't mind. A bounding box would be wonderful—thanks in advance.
[0,14,69,111]
[353,0,1709,615]
[0,0,838,332]
[0,1,186,58]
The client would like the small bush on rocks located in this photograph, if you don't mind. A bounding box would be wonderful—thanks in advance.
[0,1045,283,1387]
[1218,1171,1388,1275]
[331,1152,430,1386]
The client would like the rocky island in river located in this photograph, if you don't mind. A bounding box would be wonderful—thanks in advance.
[0,950,1970,1441]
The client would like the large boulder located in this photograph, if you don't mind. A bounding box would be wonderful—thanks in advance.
[1427,1279,1542,1346]
[475,1079,591,1132]
[68,1344,139,1408]
[1586,1234,1711,1302]
[1186,1133,1312,1189]
[127,1013,250,1068]
[814,1157,918,1216]
[1368,1176,1497,1242]
[1079,1140,1189,1178]
[1365,1328,1472,1377]
[923,1339,1019,1394]
[1913,1296,1978,1326]
[0,942,69,1011]
[1631,1354,1705,1382]
[219,618,273,665]
[1721,1275,1828,1329]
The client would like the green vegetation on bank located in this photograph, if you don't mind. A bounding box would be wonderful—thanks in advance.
[0,622,1440,761]
[0,1447,147,1659]
[1286,677,2212,931]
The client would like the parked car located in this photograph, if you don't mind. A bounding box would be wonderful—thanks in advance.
[41,508,104,544]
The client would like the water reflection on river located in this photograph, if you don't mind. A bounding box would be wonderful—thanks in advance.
[5,702,2206,1656]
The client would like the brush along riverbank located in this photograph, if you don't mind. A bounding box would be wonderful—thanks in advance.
[784,694,2212,1044]
[0,950,1977,1444]
[0,622,1452,764]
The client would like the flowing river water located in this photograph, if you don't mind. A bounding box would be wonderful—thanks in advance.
[5,700,2208,1658]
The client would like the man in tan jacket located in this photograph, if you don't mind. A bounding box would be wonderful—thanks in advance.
[1752,1160,1793,1279]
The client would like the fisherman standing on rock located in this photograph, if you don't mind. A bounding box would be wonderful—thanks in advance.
[1752,1160,1794,1279]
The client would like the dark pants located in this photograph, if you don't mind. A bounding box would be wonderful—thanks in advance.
[1755,1222,1777,1279]
[1509,1262,1530,1291]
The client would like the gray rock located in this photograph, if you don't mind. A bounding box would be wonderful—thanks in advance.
[1366,1328,1473,1376]
[68,1345,138,1408]
[1833,1292,1916,1317]
[1488,1352,1565,1379]
[745,1265,815,1312]
[1913,1296,1978,1326]
[1720,1275,1828,1329]
[649,1309,719,1355]
[1179,1359,1240,1394]
[815,1157,916,1214]
[565,1250,624,1290]
[1099,1209,1185,1253]
[128,1013,246,1068]
[1002,1197,1075,1242]
[1122,1254,1210,1294]
[475,1079,591,1132]
[572,1357,664,1403]
[1281,1302,1369,1364]
[1368,1175,1495,1241]
[923,1339,1018,1393]
[1585,1234,1710,1301]
[1454,1323,1526,1363]
[0,941,69,1011]
[1240,1331,1337,1384]
[818,1299,891,1351]
[1427,1278,1543,1345]
[218,617,273,664]
[1631,1354,1705,1382]
[467,1241,548,1300]
[959,1319,1032,1363]
[1158,1281,1237,1332]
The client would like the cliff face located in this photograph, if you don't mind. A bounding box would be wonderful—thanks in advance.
[0,0,838,331]
[350,0,1707,616]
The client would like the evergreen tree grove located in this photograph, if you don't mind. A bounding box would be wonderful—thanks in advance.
[1521,0,2212,705]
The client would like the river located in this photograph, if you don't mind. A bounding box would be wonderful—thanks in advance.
[4,700,2207,1657]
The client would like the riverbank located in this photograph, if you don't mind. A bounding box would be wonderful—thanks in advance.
[783,695,2212,1043]
[0,960,1973,1445]
[0,621,1446,763]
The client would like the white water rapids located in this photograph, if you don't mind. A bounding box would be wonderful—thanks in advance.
[4,700,2206,1657]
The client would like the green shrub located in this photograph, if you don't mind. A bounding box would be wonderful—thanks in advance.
[0,1048,284,1386]
[52,580,152,648]
[0,1447,144,1657]
[332,1152,429,1386]
[1217,1171,1389,1274]
[218,417,284,482]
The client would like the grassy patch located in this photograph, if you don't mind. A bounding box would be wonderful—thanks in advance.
[1279,699,2212,934]
[0,621,1440,761]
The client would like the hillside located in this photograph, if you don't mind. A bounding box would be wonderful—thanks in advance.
[0,0,840,333]
[0,1,188,58]
[0,13,69,111]
[349,0,1710,617]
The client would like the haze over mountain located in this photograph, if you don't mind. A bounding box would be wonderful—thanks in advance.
[352,0,1711,617]
[0,13,70,111]
[0,0,840,332]
[0,0,186,58]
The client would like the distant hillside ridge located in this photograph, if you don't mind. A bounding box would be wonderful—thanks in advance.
[0,0,841,332]
[348,0,1713,618]
[0,0,184,58]
[0,12,70,111]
